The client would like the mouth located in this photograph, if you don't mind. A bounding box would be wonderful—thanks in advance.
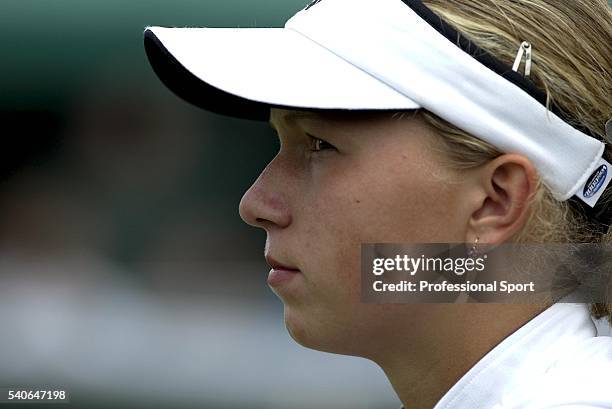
[265,256,300,271]
[265,255,301,287]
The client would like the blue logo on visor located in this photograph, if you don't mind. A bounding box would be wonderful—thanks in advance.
[583,165,608,198]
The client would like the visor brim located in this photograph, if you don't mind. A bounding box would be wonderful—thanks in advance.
[144,26,420,121]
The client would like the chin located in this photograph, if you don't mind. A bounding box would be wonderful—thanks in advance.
[282,305,360,356]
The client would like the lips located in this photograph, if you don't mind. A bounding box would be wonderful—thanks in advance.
[265,255,301,287]
[265,255,300,272]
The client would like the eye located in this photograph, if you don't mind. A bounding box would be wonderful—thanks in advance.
[307,133,336,152]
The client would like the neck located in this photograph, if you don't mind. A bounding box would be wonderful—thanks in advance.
[372,304,547,409]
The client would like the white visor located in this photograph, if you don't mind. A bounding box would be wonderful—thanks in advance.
[144,0,609,211]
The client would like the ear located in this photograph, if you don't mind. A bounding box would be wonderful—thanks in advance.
[467,154,539,244]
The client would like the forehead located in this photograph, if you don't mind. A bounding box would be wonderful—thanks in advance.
[269,108,405,129]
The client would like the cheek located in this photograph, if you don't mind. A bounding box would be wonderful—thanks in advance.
[302,152,457,268]
[287,145,462,312]
[305,151,462,248]
[298,206,361,297]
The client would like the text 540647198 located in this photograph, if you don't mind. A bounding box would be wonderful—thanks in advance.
[1,389,69,403]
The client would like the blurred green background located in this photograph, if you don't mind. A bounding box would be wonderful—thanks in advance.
[1,0,298,109]
[0,0,298,265]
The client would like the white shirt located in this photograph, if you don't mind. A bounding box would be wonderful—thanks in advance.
[401,302,612,408]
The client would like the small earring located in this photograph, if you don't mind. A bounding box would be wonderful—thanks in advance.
[467,236,480,258]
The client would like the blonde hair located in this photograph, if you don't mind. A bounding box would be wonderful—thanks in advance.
[416,0,612,323]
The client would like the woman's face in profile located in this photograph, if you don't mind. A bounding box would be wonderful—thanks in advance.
[239,108,473,357]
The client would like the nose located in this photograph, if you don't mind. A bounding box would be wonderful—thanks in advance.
[239,162,292,230]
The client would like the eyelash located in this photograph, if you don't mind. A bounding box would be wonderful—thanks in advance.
[307,133,336,152]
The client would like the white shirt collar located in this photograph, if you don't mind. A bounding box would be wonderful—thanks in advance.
[400,301,612,408]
